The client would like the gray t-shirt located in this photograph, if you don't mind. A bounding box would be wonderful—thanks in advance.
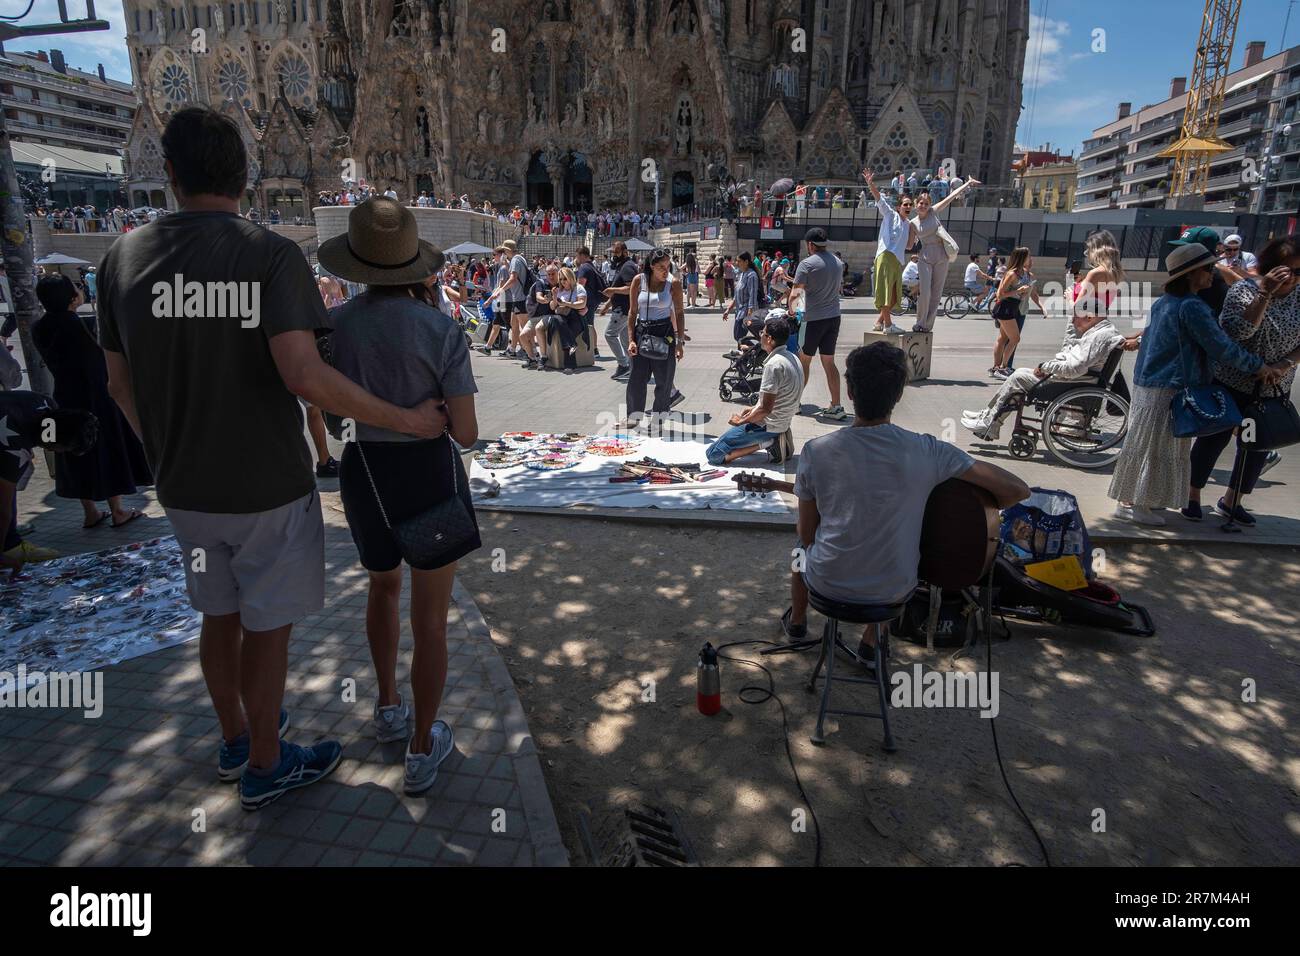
[794,249,842,322]
[97,211,323,514]
[327,291,477,443]
[506,254,529,302]
[794,424,973,604]
[759,348,802,434]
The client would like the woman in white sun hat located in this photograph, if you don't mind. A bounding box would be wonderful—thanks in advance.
[1107,243,1283,527]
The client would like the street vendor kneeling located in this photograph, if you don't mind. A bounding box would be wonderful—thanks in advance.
[706,315,802,465]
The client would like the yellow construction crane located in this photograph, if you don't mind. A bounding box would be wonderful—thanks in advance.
[1159,0,1242,202]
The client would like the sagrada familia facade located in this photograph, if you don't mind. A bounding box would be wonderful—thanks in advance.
[121,0,1029,216]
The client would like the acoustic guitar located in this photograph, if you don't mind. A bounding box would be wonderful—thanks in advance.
[733,473,1000,589]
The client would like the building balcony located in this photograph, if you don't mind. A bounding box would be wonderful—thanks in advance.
[5,119,126,147]
[1078,139,1124,162]
[1127,113,1181,145]
[0,64,135,106]
[1216,112,1267,139]
[1127,139,1177,165]
[1121,164,1170,187]
[1,94,131,127]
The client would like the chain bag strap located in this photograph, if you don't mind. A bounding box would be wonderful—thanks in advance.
[355,437,477,568]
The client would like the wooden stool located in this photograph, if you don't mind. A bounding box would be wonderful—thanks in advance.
[545,322,596,370]
[862,329,932,382]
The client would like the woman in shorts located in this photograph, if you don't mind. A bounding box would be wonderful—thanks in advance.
[318,198,481,795]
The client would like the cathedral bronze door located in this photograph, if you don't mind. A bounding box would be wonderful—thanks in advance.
[671,171,694,207]
[526,152,553,208]
[564,153,592,211]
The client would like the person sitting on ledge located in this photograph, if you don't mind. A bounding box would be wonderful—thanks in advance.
[960,310,1139,442]
[705,315,802,465]
[782,342,1028,665]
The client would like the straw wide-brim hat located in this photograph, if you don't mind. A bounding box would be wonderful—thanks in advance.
[1166,242,1216,281]
[317,198,444,285]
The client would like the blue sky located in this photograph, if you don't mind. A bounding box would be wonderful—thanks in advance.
[3,0,1296,160]
[1017,0,1296,155]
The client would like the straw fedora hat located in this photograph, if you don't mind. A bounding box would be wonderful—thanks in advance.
[317,197,445,285]
[1165,242,1216,281]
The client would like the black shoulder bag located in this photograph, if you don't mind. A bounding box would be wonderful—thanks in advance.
[634,276,674,361]
[1239,379,1300,451]
[355,439,477,568]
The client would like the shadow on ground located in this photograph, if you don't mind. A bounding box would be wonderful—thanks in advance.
[458,512,1300,867]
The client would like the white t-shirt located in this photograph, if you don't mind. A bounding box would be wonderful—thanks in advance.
[964,262,981,285]
[902,261,920,285]
[794,425,974,605]
[759,348,803,434]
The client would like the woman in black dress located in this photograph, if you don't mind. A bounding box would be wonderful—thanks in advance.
[31,273,152,528]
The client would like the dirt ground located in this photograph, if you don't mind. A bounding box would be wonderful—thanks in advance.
[454,511,1300,867]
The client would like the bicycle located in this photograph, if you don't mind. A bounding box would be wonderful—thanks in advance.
[941,288,993,319]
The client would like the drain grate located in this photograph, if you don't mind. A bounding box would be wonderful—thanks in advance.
[576,800,699,867]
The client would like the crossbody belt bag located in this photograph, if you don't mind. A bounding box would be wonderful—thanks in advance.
[355,438,476,568]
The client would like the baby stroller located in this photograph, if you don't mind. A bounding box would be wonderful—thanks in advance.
[841,271,864,297]
[719,325,766,401]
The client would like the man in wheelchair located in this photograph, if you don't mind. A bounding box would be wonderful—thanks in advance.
[960,310,1139,441]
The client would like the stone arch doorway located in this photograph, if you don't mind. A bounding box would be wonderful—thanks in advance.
[526,152,552,207]
[564,152,593,211]
[671,170,695,207]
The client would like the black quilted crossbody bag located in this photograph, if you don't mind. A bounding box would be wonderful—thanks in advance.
[355,439,476,568]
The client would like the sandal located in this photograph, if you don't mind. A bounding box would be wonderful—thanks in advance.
[83,511,110,529]
[111,508,144,528]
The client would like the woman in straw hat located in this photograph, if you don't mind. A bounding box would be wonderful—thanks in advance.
[1107,243,1282,527]
[318,197,481,794]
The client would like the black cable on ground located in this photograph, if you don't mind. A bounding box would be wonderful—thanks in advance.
[983,571,1052,866]
[714,639,823,867]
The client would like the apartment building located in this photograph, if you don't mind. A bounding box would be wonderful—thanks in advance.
[1075,40,1300,214]
[0,48,136,158]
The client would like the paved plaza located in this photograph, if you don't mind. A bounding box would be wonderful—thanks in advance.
[2,294,1295,868]
[466,298,1300,545]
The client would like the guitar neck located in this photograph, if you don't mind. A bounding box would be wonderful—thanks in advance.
[762,478,796,494]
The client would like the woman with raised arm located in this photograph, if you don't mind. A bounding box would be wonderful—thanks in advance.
[861,167,916,334]
[909,176,981,332]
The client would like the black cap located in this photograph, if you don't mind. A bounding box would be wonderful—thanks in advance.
[804,227,828,246]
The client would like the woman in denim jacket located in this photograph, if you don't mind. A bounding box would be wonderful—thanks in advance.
[1108,244,1280,526]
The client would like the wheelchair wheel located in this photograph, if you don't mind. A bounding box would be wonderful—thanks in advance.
[1008,434,1036,459]
[1042,387,1129,469]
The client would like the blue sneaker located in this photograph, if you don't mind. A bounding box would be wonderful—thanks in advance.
[217,710,290,782]
[240,739,343,811]
[403,721,455,795]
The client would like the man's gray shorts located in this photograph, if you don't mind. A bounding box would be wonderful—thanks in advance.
[166,489,325,632]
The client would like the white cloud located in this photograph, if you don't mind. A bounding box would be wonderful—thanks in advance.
[4,0,132,82]
[1023,14,1072,90]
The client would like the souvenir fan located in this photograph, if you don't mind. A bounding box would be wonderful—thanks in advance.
[586,438,640,457]
[524,451,584,471]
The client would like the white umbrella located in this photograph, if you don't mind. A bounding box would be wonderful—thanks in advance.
[35,253,92,266]
[443,241,494,256]
[624,237,654,251]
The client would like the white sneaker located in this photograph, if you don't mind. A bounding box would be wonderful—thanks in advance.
[882,324,905,335]
[373,698,410,743]
[404,720,455,795]
[1115,504,1166,527]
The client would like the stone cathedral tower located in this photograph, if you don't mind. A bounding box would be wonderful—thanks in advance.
[120,0,1027,215]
